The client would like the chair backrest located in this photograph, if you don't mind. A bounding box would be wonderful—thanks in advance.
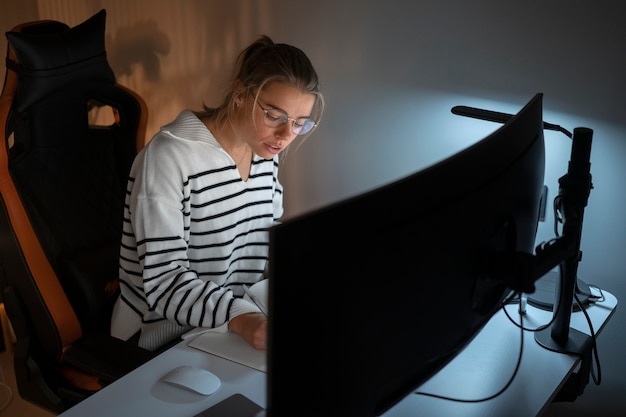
[0,8,146,386]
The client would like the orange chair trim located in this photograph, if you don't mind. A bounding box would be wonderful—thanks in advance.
[0,43,82,353]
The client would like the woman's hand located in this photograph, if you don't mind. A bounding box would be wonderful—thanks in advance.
[228,312,268,350]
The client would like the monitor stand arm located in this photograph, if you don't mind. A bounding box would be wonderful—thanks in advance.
[535,127,594,402]
[485,127,595,401]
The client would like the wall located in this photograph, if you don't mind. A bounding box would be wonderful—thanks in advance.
[1,1,624,415]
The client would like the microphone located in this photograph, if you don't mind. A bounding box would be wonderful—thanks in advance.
[451,105,572,138]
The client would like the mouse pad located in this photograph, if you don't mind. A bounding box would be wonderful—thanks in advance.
[194,394,263,417]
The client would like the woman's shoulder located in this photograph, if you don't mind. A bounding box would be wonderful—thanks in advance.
[135,115,212,166]
[157,110,217,145]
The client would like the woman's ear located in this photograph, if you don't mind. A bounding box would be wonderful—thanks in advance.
[233,80,244,106]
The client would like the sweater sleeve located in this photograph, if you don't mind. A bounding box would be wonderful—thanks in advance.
[139,199,259,317]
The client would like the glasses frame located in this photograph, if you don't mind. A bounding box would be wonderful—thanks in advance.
[256,101,317,136]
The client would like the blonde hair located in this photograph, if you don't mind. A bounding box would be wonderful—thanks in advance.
[200,35,324,151]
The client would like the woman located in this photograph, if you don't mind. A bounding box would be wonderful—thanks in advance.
[111,35,324,351]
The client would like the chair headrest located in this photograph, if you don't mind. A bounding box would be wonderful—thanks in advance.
[5,9,115,111]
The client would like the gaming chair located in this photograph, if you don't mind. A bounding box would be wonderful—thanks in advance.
[0,9,155,413]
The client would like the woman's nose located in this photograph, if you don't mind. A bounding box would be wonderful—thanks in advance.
[275,121,294,138]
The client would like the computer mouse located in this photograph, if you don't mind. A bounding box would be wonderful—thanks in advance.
[160,365,221,395]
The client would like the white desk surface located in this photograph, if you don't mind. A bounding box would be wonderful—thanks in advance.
[59,289,617,417]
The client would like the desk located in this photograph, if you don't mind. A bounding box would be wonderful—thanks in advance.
[59,289,617,417]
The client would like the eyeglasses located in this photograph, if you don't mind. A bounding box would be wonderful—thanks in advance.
[256,101,317,136]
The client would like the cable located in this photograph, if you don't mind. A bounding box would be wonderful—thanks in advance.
[503,292,555,332]
[413,287,602,405]
[413,298,524,403]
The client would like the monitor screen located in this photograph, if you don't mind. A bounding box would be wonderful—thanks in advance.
[267,93,545,417]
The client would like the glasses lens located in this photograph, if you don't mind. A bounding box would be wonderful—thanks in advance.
[293,119,316,135]
[263,109,287,127]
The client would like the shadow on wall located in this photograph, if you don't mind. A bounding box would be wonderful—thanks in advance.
[107,20,171,82]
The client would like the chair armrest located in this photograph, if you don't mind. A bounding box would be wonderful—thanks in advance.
[62,333,157,385]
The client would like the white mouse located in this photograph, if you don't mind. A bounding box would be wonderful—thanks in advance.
[160,365,221,395]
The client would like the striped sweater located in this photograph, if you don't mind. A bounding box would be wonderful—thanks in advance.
[111,110,283,350]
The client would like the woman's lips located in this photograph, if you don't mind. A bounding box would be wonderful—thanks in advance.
[265,143,283,155]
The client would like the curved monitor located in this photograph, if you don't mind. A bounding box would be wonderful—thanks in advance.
[267,93,546,417]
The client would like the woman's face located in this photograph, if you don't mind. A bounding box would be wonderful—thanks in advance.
[237,82,316,159]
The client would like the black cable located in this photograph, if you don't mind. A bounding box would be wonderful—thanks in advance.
[503,292,556,333]
[413,287,603,405]
[413,298,524,403]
